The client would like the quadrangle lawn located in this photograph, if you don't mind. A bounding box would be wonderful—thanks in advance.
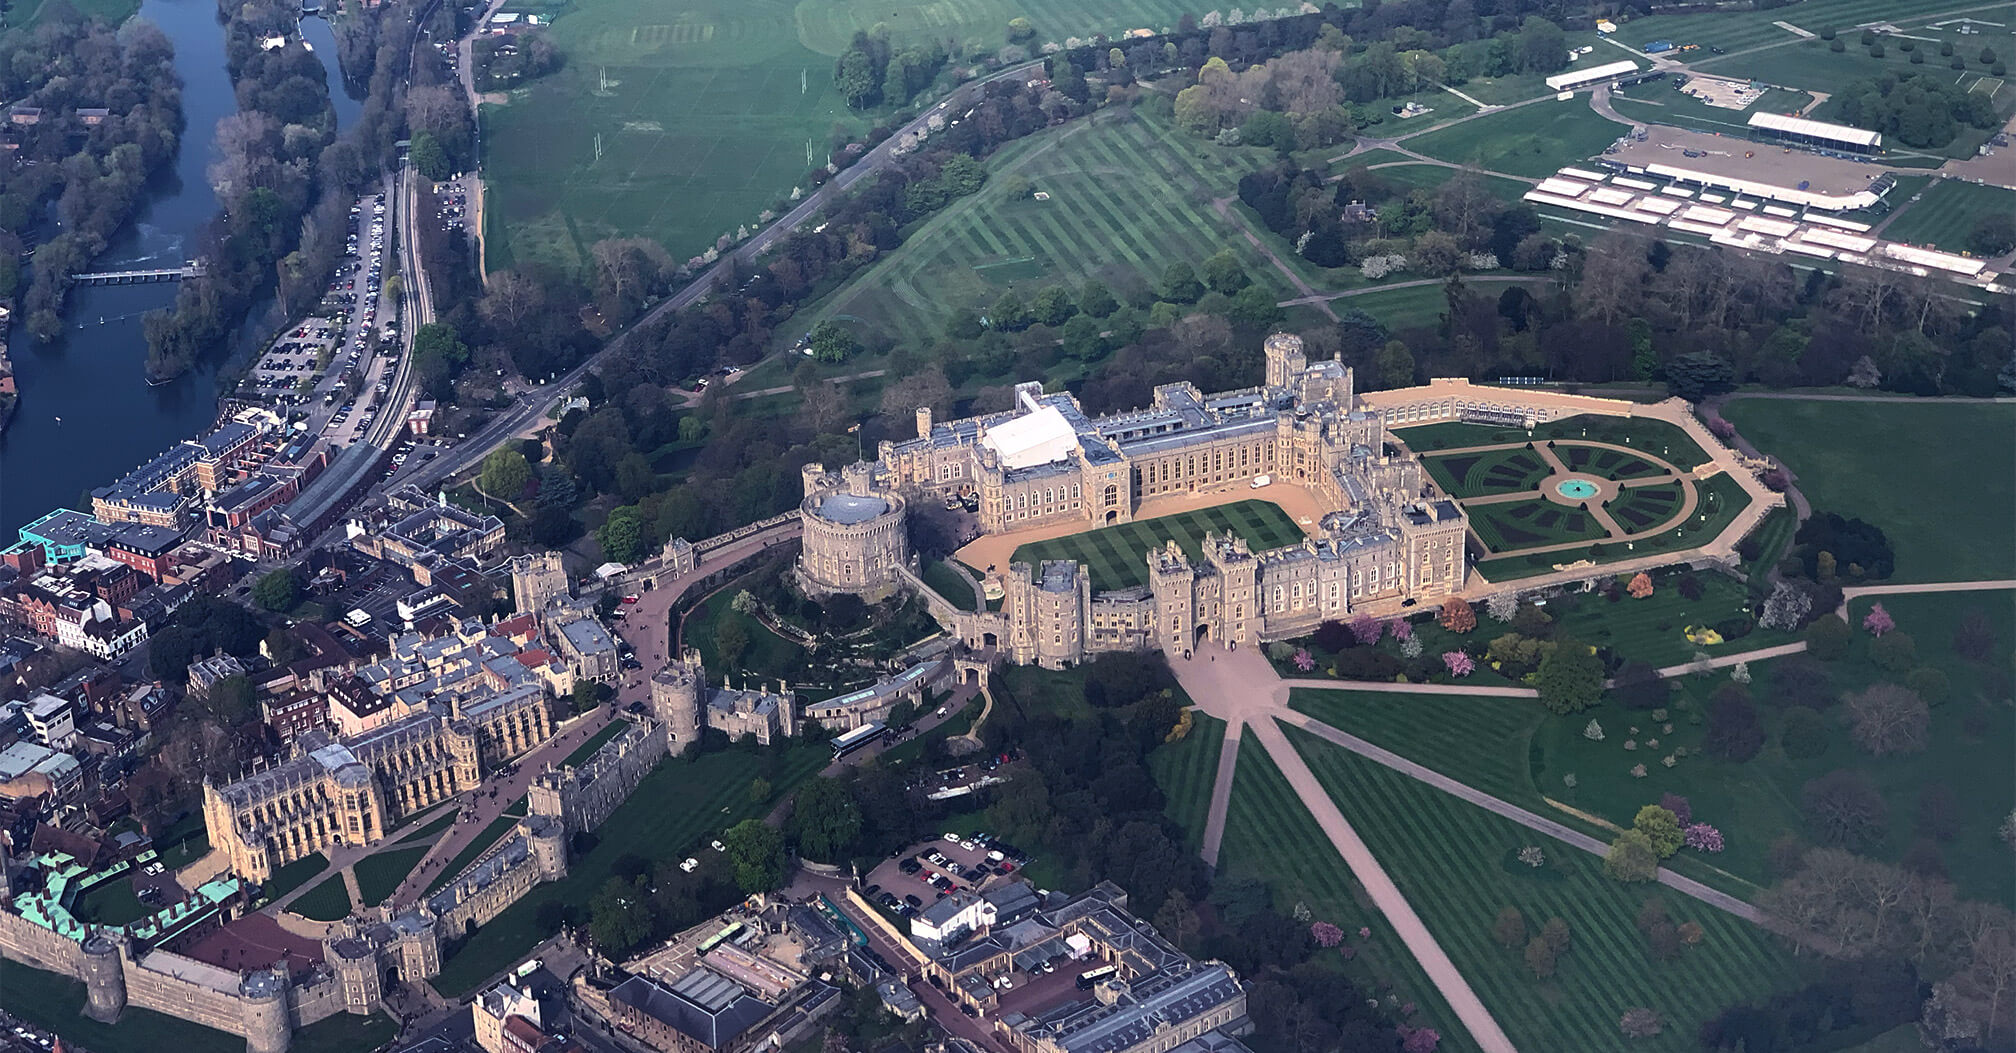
[1287,726,1807,1053]
[1005,499,1303,592]
[1719,398,2015,582]
[355,845,430,907]
[291,874,354,921]
[1878,179,2016,253]
[1402,100,1633,179]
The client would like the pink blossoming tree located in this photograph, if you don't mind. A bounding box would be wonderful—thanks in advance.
[1310,921,1343,947]
[1442,651,1475,677]
[1863,603,1895,637]
[1683,823,1725,853]
[1350,615,1383,645]
[1292,648,1315,672]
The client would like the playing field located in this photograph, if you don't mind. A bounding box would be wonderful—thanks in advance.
[794,110,1290,350]
[1008,500,1304,592]
[1720,397,2016,581]
[1288,727,1804,1052]
[483,0,1208,274]
[1878,178,2016,252]
[1603,0,1979,54]
[1403,100,1632,178]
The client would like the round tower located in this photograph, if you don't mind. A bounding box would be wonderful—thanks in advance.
[239,968,292,1053]
[524,814,569,882]
[649,652,704,747]
[79,934,126,1023]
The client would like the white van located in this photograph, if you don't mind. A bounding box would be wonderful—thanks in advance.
[1249,474,1272,489]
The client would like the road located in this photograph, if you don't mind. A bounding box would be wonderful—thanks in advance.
[400,60,1047,494]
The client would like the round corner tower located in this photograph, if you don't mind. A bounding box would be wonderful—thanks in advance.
[239,967,293,1053]
[79,933,126,1023]
[649,650,705,747]
[1263,332,1307,388]
[525,813,569,882]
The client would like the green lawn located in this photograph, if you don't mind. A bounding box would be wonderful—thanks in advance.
[1005,499,1304,592]
[1336,282,1455,330]
[291,874,355,922]
[922,558,982,611]
[1607,84,1816,137]
[1146,713,1225,854]
[355,846,430,907]
[1397,415,1711,469]
[1422,446,1553,498]
[0,957,241,1053]
[1403,100,1631,178]
[1878,179,2016,253]
[684,575,807,679]
[793,109,1289,352]
[1720,398,2016,581]
[433,743,830,996]
[1289,726,1805,1052]
[263,852,329,902]
[485,0,1213,275]
[72,875,151,927]
[1601,0,1969,55]
[152,812,210,870]
[1561,443,1675,481]
[562,719,632,768]
[1214,738,1479,1053]
[1465,497,1609,552]
[1473,473,1755,581]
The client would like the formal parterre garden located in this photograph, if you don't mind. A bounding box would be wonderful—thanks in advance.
[1287,727,1807,1052]
[1003,499,1304,592]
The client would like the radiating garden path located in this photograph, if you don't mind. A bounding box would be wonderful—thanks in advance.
[1176,643,1520,1053]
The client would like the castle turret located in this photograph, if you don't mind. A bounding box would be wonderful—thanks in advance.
[1264,332,1307,388]
[525,814,568,882]
[915,406,933,439]
[79,933,126,1023]
[239,968,292,1053]
[651,650,705,747]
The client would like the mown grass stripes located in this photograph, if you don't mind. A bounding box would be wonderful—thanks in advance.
[1285,726,1803,1052]
[1217,738,1482,1053]
[1147,714,1226,852]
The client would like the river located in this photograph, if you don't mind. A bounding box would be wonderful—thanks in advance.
[0,0,359,537]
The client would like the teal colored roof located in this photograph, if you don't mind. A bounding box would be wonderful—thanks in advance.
[11,851,244,944]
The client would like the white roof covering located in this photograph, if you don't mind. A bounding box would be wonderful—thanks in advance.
[1647,162,1883,211]
[1747,111,1881,148]
[982,404,1079,470]
[1881,243,1986,275]
[1546,60,1638,90]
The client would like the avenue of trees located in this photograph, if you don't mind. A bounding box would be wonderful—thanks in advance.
[0,18,183,340]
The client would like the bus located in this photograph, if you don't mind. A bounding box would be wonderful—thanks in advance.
[698,922,744,954]
[831,721,887,760]
[1076,965,1119,990]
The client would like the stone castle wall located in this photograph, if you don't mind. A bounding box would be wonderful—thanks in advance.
[528,717,670,837]
[125,949,251,1036]
[437,845,546,933]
